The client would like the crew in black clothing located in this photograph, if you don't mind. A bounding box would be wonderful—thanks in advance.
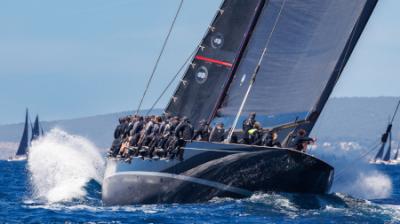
[175,117,194,140]
[165,116,181,154]
[293,129,315,152]
[148,116,163,158]
[209,122,225,142]
[192,119,210,141]
[130,116,145,148]
[264,131,282,147]
[113,117,125,139]
[242,112,256,144]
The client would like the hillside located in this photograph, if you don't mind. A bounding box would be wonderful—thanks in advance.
[0,97,399,150]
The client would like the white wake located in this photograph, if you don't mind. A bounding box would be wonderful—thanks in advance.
[27,128,105,203]
[314,141,393,199]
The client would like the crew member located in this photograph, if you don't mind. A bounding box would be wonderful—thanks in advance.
[264,131,282,147]
[242,112,256,144]
[293,129,315,152]
[192,119,210,141]
[209,122,225,142]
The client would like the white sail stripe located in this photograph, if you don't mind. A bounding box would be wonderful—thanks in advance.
[111,171,253,197]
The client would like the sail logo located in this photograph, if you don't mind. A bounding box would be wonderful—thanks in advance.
[211,33,224,49]
[195,66,208,84]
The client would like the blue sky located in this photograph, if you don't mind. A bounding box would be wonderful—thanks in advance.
[0,0,399,124]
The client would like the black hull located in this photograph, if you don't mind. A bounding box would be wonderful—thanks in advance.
[102,142,333,205]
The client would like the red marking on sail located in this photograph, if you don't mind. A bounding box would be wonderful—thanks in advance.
[195,56,233,67]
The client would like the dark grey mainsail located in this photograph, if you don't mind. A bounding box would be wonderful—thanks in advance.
[31,115,41,141]
[383,132,392,161]
[15,109,30,156]
[374,123,392,161]
[213,0,378,138]
[165,0,266,127]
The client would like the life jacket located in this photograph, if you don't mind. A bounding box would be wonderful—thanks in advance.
[248,128,258,136]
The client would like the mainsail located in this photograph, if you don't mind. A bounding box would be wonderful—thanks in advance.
[214,0,378,136]
[383,131,392,161]
[165,0,266,127]
[374,100,400,162]
[15,109,30,156]
[166,0,377,135]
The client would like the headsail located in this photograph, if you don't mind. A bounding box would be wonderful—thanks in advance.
[213,0,378,138]
[394,144,400,161]
[31,115,40,141]
[15,109,30,156]
[165,0,266,127]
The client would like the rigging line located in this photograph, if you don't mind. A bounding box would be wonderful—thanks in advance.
[390,100,400,124]
[226,0,287,142]
[146,47,198,115]
[334,140,381,182]
[135,0,184,115]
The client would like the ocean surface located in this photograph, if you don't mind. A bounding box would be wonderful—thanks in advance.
[1,129,400,223]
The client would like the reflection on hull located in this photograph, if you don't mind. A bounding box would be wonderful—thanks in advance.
[102,142,334,205]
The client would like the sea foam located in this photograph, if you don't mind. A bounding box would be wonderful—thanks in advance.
[27,128,105,203]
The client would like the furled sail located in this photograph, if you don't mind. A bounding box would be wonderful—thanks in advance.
[213,0,378,135]
[165,0,266,127]
[31,115,40,141]
[15,109,30,156]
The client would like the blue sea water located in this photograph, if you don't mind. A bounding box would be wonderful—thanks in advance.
[1,160,400,223]
[1,130,400,223]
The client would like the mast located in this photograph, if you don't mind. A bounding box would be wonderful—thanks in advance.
[214,0,378,143]
[165,0,266,128]
[15,109,30,156]
[227,0,287,142]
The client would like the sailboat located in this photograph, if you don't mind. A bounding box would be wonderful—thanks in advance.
[8,110,44,161]
[102,0,378,205]
[371,100,400,165]
[8,109,30,161]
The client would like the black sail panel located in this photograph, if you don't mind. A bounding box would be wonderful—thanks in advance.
[215,0,377,132]
[383,132,392,161]
[165,0,265,127]
[15,110,29,156]
[31,115,40,141]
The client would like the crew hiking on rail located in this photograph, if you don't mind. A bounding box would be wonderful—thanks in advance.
[108,112,316,161]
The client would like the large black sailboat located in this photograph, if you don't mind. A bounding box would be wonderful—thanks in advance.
[103,0,378,205]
